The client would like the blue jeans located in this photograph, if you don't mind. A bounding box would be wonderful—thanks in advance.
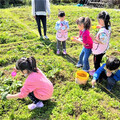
[78,47,92,70]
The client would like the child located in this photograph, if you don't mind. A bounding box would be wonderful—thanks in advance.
[55,11,69,55]
[92,56,120,91]
[6,57,54,110]
[90,11,111,72]
[72,17,93,72]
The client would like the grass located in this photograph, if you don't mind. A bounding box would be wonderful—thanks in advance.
[0,4,120,120]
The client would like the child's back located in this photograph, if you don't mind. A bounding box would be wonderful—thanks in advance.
[19,69,53,100]
[92,26,111,55]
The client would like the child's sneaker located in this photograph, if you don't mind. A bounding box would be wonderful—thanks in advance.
[36,101,44,108]
[63,50,67,55]
[28,101,44,110]
[40,36,43,39]
[89,70,95,76]
[44,35,49,39]
[76,64,83,68]
[56,50,60,54]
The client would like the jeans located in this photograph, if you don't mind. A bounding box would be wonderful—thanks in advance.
[36,15,46,36]
[78,47,92,70]
[57,40,66,50]
[28,92,40,104]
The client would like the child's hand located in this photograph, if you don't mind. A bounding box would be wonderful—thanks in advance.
[71,38,76,41]
[91,79,96,86]
[33,16,36,19]
[71,38,78,42]
[6,94,12,100]
[96,25,101,29]
[13,67,17,72]
[6,93,19,99]
[47,15,50,18]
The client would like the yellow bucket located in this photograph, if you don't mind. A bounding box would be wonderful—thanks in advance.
[75,70,89,85]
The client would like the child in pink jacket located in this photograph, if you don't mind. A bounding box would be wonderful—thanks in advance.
[6,57,53,110]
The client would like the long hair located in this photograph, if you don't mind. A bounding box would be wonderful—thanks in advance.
[97,11,111,30]
[16,57,38,72]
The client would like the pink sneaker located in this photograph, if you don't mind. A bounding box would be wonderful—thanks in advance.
[28,101,44,110]
[89,70,95,76]
[56,50,60,54]
[63,50,67,55]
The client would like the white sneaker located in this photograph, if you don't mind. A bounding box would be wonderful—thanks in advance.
[28,101,44,110]
[44,36,49,39]
[36,101,44,108]
[76,64,83,68]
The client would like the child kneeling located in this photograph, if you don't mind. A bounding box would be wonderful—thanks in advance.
[92,56,120,91]
[6,57,54,110]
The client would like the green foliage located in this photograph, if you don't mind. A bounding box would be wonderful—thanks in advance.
[1,91,8,100]
[51,0,78,4]
[0,4,120,120]
[0,77,22,100]
[0,0,24,8]
[61,0,70,3]
[0,33,8,44]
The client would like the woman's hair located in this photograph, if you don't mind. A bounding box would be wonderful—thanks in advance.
[58,11,65,17]
[97,11,111,30]
[106,56,120,71]
[76,17,91,30]
[16,57,38,72]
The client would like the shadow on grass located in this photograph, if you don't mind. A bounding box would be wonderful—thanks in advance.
[39,38,78,66]
[78,82,92,91]
[39,38,57,53]
[30,100,56,120]
[16,99,56,120]
[62,54,78,65]
[96,80,120,102]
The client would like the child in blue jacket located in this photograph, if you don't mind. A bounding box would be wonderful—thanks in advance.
[92,56,120,91]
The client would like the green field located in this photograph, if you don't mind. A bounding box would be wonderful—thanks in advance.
[0,4,120,120]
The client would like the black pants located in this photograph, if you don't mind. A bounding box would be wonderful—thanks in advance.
[36,15,46,36]
[94,53,105,71]
[28,92,40,104]
[107,75,116,91]
[57,40,66,50]
[97,72,116,91]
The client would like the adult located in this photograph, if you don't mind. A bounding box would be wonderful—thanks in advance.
[32,0,50,39]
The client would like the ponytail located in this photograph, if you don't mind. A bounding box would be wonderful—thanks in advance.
[84,17,91,30]
[98,11,111,30]
[76,17,91,30]
[104,14,111,30]
[16,56,38,72]
[27,57,37,72]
